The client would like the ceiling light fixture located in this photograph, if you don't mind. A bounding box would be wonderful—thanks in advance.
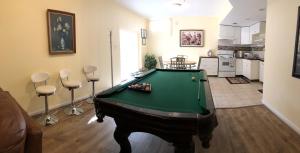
[171,0,186,7]
[259,8,265,11]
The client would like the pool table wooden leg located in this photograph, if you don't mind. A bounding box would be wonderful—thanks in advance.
[94,101,105,122]
[114,126,132,153]
[174,137,195,153]
[199,134,212,148]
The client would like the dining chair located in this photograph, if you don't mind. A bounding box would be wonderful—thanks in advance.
[158,56,169,69]
[176,57,186,69]
[170,57,177,69]
[177,55,188,59]
[158,56,164,69]
[197,57,202,70]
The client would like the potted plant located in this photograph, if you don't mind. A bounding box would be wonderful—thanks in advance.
[144,53,157,70]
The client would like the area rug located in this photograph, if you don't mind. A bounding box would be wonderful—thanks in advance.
[226,76,250,84]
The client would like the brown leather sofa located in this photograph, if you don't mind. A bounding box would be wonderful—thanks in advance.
[0,88,42,153]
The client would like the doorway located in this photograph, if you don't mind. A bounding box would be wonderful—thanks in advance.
[119,30,139,81]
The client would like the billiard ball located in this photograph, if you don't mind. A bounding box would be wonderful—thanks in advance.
[192,77,196,80]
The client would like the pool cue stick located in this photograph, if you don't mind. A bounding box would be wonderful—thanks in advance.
[110,31,114,87]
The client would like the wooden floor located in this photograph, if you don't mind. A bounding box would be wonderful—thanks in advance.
[38,101,300,153]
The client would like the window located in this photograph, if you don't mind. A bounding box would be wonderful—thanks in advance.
[119,30,139,81]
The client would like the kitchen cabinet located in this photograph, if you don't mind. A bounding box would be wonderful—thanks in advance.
[250,22,266,43]
[236,59,243,75]
[232,27,241,44]
[242,59,260,80]
[250,22,266,35]
[259,61,264,82]
[241,27,250,44]
[200,58,219,76]
[219,22,265,45]
[219,25,234,39]
[219,25,241,43]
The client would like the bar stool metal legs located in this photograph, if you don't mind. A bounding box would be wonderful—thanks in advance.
[64,89,84,116]
[86,81,96,104]
[39,96,58,126]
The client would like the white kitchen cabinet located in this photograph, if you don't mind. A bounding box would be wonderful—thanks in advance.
[236,59,243,75]
[200,58,219,76]
[242,59,260,80]
[249,22,266,43]
[241,27,250,44]
[219,25,241,43]
[259,61,264,82]
[232,27,241,44]
[219,25,234,39]
[250,22,266,35]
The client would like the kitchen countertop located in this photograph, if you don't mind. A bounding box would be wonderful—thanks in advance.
[236,57,264,62]
[201,56,218,58]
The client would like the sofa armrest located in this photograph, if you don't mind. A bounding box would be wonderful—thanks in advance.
[22,113,43,153]
[6,92,43,153]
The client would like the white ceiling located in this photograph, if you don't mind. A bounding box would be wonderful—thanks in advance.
[114,0,232,19]
[114,0,266,26]
[221,0,267,26]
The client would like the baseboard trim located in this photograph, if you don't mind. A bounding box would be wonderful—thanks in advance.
[28,94,91,116]
[262,99,300,135]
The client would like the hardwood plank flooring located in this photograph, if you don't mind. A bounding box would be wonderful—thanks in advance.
[37,101,300,153]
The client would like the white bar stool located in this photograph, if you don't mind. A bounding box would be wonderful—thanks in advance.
[59,69,84,116]
[31,72,58,126]
[83,65,99,104]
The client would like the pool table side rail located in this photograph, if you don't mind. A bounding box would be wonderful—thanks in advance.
[95,69,214,118]
[94,69,216,120]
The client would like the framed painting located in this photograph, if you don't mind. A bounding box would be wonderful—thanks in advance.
[142,39,146,46]
[180,30,204,47]
[47,9,76,54]
[292,6,300,78]
[141,29,147,39]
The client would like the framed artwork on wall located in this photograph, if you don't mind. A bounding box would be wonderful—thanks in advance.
[47,9,76,54]
[180,30,204,47]
[141,29,147,39]
[142,39,146,46]
[292,6,300,78]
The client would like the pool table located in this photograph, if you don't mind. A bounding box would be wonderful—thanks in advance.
[94,69,218,153]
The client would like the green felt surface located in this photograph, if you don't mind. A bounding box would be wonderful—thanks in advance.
[107,70,207,114]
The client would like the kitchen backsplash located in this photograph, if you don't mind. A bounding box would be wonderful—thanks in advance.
[252,51,265,58]
[218,45,265,51]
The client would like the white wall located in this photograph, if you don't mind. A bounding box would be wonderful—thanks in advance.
[148,16,219,62]
[264,0,300,132]
[0,0,147,114]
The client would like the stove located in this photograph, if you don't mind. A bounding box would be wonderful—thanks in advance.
[217,50,236,77]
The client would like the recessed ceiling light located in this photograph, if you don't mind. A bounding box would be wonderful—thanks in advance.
[172,0,186,7]
[259,8,265,11]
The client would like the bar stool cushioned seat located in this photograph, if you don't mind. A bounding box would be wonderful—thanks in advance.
[86,76,99,82]
[61,80,81,88]
[35,86,56,95]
